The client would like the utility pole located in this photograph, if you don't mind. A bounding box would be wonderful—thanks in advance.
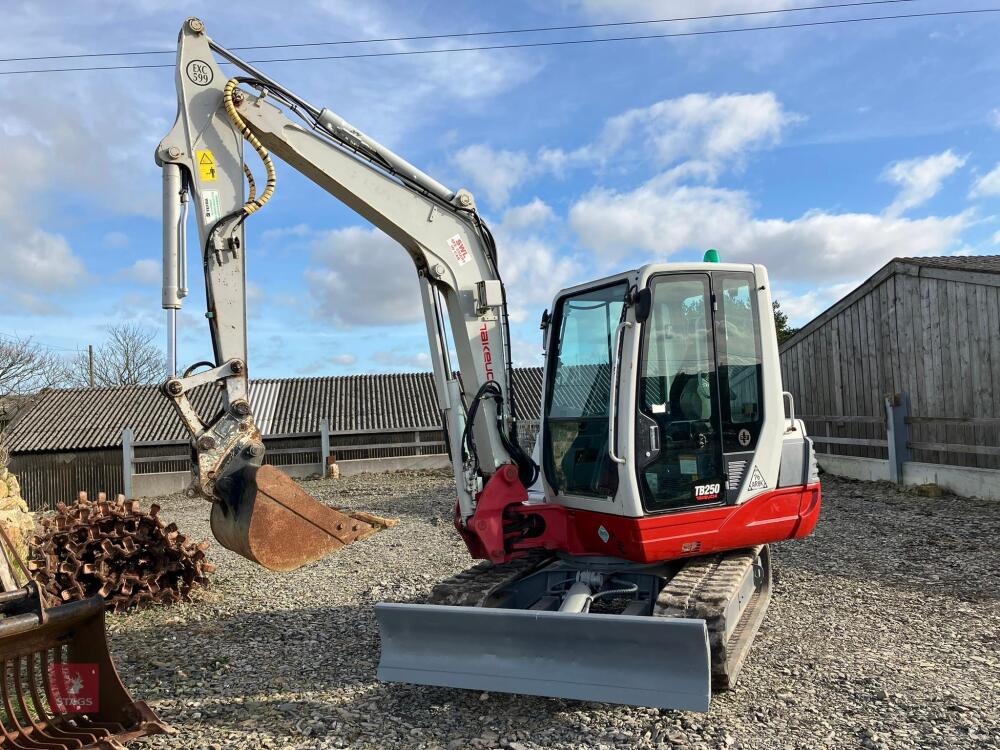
[88,345,95,388]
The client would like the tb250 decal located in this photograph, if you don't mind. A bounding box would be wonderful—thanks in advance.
[694,483,721,501]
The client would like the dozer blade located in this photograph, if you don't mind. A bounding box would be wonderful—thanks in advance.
[375,602,711,711]
[0,590,170,749]
[210,464,397,572]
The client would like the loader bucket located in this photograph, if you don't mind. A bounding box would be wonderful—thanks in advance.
[210,464,397,572]
[375,602,712,711]
[0,589,170,749]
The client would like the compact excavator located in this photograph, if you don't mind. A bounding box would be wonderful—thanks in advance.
[155,18,822,712]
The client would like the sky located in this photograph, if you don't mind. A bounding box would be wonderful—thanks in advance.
[1,0,999,378]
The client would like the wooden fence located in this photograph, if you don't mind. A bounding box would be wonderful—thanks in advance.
[12,423,449,511]
[9,449,124,512]
[803,392,1000,482]
[11,417,541,511]
[125,423,448,496]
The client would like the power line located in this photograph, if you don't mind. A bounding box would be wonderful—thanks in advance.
[0,332,81,353]
[0,0,918,64]
[0,6,995,76]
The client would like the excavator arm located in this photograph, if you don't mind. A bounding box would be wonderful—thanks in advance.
[156,18,534,569]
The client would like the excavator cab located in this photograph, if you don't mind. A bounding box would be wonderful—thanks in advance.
[540,263,780,519]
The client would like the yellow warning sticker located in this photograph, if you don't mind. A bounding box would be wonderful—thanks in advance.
[196,149,217,182]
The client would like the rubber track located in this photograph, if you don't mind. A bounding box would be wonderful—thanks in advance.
[653,545,768,690]
[426,547,769,691]
[427,550,556,607]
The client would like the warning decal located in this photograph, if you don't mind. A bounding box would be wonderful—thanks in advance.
[747,466,768,492]
[448,234,471,266]
[196,149,218,181]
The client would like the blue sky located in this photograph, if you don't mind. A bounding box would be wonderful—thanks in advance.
[2,0,999,377]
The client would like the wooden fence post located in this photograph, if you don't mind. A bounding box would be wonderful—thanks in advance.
[319,418,331,477]
[121,427,134,499]
[885,393,912,484]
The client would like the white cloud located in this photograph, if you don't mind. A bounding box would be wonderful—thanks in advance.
[970,163,1000,198]
[330,353,357,367]
[0,76,164,219]
[990,108,1000,130]
[773,281,859,326]
[547,92,795,177]
[246,281,267,320]
[103,231,129,248]
[261,224,314,243]
[372,350,431,369]
[569,176,970,281]
[501,199,555,231]
[303,3,541,143]
[118,259,160,285]
[452,145,537,207]
[305,226,422,326]
[0,43,168,307]
[993,230,1000,245]
[453,92,796,206]
[574,0,795,24]
[882,150,966,217]
[494,200,582,324]
[246,282,266,305]
[0,135,86,293]
[497,236,581,323]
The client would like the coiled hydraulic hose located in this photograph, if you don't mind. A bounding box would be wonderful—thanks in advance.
[222,78,275,216]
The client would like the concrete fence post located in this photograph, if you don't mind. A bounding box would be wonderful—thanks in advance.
[121,427,135,499]
[319,418,331,477]
[885,393,912,484]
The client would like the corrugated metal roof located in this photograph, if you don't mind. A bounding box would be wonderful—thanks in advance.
[4,369,544,454]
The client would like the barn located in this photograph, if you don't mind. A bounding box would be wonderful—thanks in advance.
[4,369,542,510]
[779,255,1000,499]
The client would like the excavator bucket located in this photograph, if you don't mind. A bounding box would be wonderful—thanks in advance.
[209,464,397,572]
[0,538,169,750]
[375,603,712,711]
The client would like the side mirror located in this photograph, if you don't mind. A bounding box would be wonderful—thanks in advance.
[634,288,652,323]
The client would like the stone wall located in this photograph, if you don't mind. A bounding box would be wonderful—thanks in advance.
[0,456,34,585]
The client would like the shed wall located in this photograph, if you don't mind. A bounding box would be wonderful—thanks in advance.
[779,265,1000,469]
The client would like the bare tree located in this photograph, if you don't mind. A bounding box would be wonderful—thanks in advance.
[0,336,68,399]
[68,323,164,387]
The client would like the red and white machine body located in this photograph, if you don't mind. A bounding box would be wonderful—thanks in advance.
[458,263,821,567]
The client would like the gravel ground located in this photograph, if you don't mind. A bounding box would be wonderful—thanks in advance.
[108,470,1000,750]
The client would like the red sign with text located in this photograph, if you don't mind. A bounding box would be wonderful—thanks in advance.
[47,663,99,714]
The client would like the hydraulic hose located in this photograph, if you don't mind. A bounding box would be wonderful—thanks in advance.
[222,78,276,216]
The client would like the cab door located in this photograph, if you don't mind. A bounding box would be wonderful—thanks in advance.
[542,280,629,502]
[634,273,726,512]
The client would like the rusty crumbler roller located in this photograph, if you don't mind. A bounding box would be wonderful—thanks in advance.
[31,493,215,612]
[0,525,169,749]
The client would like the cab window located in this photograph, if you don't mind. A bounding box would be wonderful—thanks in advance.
[717,273,764,452]
[544,282,627,498]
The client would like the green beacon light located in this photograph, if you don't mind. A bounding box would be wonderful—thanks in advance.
[703,248,721,263]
